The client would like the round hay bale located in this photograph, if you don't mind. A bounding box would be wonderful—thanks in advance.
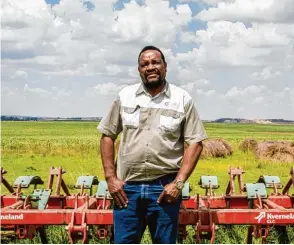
[239,139,258,153]
[201,138,233,159]
[256,141,294,163]
[277,140,294,147]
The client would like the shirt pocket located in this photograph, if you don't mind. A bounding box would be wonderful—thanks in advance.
[122,106,140,129]
[159,111,182,134]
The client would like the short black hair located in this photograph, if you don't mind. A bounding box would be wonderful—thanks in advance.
[138,45,166,64]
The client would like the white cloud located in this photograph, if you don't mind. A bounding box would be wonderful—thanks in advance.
[196,0,294,23]
[196,89,216,96]
[180,79,209,92]
[225,85,267,98]
[253,96,264,104]
[10,70,28,80]
[1,0,193,78]
[105,64,123,76]
[225,86,242,98]
[93,82,126,96]
[251,66,282,80]
[179,21,294,67]
[180,82,195,92]
[179,0,234,5]
[224,85,290,104]
[24,84,52,98]
[1,87,15,96]
[110,1,192,46]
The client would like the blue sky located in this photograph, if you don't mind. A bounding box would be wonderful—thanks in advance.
[45,0,60,5]
[2,0,294,120]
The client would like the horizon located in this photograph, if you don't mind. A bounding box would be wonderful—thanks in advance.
[2,114,294,122]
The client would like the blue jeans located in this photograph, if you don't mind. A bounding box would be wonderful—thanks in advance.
[113,173,182,244]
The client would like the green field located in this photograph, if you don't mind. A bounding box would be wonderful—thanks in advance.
[1,121,294,244]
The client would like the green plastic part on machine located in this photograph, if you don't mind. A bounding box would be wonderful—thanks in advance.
[75,176,99,189]
[31,189,52,210]
[13,176,44,188]
[245,183,267,199]
[199,176,219,189]
[182,182,190,199]
[257,175,282,188]
[95,181,112,199]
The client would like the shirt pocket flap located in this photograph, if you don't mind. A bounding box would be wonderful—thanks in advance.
[160,110,181,119]
[159,111,182,132]
[122,106,140,128]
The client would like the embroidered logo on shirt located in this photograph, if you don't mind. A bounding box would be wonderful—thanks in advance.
[164,102,178,110]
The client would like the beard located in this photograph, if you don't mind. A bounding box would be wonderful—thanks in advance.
[144,78,165,89]
[143,71,165,89]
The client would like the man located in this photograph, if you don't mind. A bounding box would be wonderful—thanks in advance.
[98,45,207,244]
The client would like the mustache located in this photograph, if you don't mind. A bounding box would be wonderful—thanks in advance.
[145,70,160,77]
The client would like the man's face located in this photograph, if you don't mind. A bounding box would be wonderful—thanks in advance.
[138,50,167,89]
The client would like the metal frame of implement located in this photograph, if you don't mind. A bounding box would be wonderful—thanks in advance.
[1,166,293,244]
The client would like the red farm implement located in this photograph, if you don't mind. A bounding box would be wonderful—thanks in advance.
[1,166,293,244]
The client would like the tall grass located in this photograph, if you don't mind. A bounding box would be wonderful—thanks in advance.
[1,121,294,243]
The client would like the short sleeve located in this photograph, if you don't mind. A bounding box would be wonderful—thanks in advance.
[183,99,208,145]
[97,97,122,139]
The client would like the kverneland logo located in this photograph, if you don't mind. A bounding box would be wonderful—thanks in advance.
[255,212,266,223]
[0,214,24,220]
[254,212,294,224]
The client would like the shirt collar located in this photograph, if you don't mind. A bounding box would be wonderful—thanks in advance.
[135,80,171,98]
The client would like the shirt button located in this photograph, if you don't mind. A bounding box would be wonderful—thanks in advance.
[146,143,149,146]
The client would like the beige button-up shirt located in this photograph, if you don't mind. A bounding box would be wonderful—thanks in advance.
[98,81,208,181]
